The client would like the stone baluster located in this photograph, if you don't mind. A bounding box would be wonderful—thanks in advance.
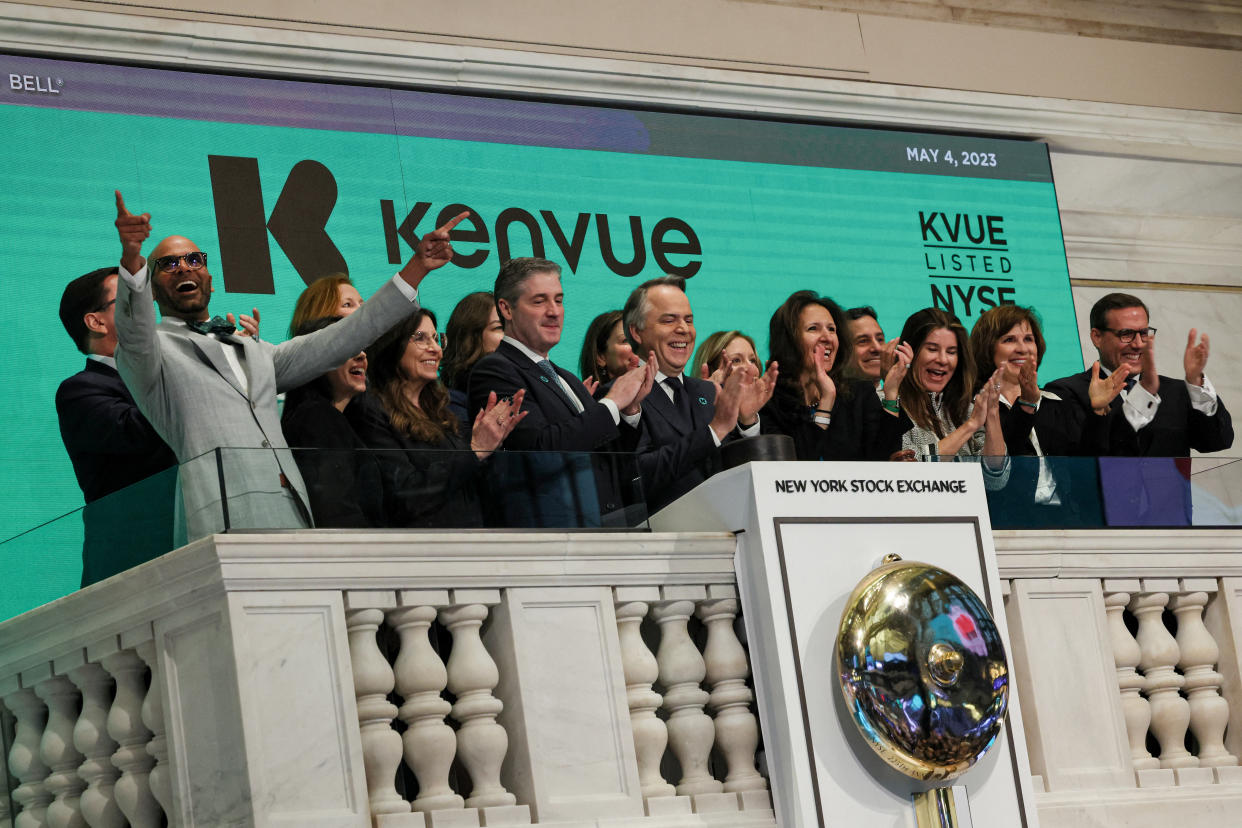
[1172,587,1238,767]
[1129,591,1196,768]
[0,708,10,828]
[344,604,410,818]
[440,600,516,808]
[102,650,161,828]
[35,675,86,828]
[697,595,767,793]
[3,687,51,828]
[388,601,463,812]
[614,594,674,799]
[652,593,722,796]
[67,663,123,828]
[133,642,172,815]
[1103,586,1158,770]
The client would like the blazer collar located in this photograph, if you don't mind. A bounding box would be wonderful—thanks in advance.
[159,318,249,399]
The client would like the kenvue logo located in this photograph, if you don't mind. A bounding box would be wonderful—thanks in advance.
[208,155,704,294]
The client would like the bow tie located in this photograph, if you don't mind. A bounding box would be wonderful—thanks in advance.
[186,316,237,337]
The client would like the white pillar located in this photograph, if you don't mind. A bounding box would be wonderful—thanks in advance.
[652,595,721,796]
[1104,589,1158,770]
[345,606,410,817]
[615,599,674,800]
[1130,591,1197,769]
[4,687,51,828]
[1171,588,1238,768]
[388,603,463,813]
[66,663,123,828]
[34,675,86,828]
[697,596,766,793]
[101,650,161,828]
[133,642,172,816]
[440,602,515,809]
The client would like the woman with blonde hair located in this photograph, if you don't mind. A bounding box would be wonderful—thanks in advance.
[691,330,761,382]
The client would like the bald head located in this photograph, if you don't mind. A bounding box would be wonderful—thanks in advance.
[149,236,213,321]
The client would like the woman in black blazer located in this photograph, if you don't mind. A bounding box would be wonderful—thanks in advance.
[348,308,525,528]
[281,316,385,528]
[760,290,908,461]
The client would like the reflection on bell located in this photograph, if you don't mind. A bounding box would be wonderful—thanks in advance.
[836,554,1008,827]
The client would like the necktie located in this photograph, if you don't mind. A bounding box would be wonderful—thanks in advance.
[665,376,692,422]
[537,359,580,410]
[187,316,237,336]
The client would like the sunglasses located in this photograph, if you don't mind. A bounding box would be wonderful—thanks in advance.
[152,251,208,273]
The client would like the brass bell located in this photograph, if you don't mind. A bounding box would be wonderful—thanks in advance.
[836,554,1009,826]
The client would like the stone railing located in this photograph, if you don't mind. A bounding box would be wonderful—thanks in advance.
[0,532,774,828]
[9,527,1242,827]
[997,529,1242,828]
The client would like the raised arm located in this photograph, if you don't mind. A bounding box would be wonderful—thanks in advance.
[111,191,164,402]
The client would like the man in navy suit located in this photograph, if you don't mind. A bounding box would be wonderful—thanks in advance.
[1045,292,1232,525]
[621,276,775,512]
[57,266,178,585]
[468,257,654,526]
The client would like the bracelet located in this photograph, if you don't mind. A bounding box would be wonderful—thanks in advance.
[881,398,900,413]
[814,408,833,415]
[1016,398,1038,409]
[813,413,832,426]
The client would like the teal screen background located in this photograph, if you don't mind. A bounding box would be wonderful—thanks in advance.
[0,55,1079,619]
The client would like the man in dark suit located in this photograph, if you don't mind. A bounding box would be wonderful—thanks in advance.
[57,266,178,585]
[467,257,654,526]
[620,276,775,512]
[1045,292,1232,524]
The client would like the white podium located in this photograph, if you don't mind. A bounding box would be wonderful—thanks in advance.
[652,461,1041,828]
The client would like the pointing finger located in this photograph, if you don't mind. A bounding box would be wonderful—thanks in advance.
[432,211,471,238]
[115,190,131,218]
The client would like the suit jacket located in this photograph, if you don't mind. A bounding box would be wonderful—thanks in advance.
[1044,370,1233,456]
[116,268,419,539]
[347,394,485,528]
[628,375,722,513]
[56,359,177,502]
[56,359,179,586]
[467,340,629,526]
[761,380,902,462]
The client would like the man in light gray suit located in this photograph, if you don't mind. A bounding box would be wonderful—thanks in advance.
[112,190,467,539]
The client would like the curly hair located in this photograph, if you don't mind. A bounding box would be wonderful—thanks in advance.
[767,290,852,404]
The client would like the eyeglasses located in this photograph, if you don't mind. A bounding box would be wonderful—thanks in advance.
[152,251,208,273]
[1101,326,1157,344]
[410,331,447,349]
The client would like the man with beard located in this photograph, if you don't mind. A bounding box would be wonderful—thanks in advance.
[112,190,465,539]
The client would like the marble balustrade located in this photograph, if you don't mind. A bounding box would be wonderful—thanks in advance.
[997,529,1242,828]
[7,529,1242,827]
[0,532,774,827]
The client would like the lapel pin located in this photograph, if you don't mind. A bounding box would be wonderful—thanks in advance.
[698,397,708,405]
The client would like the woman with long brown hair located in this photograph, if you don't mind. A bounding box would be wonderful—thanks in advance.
[579,309,639,390]
[441,291,505,423]
[897,307,1007,464]
[760,290,905,461]
[348,308,525,527]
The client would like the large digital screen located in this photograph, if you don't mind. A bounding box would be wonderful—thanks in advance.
[0,53,1079,618]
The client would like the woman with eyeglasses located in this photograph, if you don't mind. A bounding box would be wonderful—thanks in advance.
[348,309,526,527]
